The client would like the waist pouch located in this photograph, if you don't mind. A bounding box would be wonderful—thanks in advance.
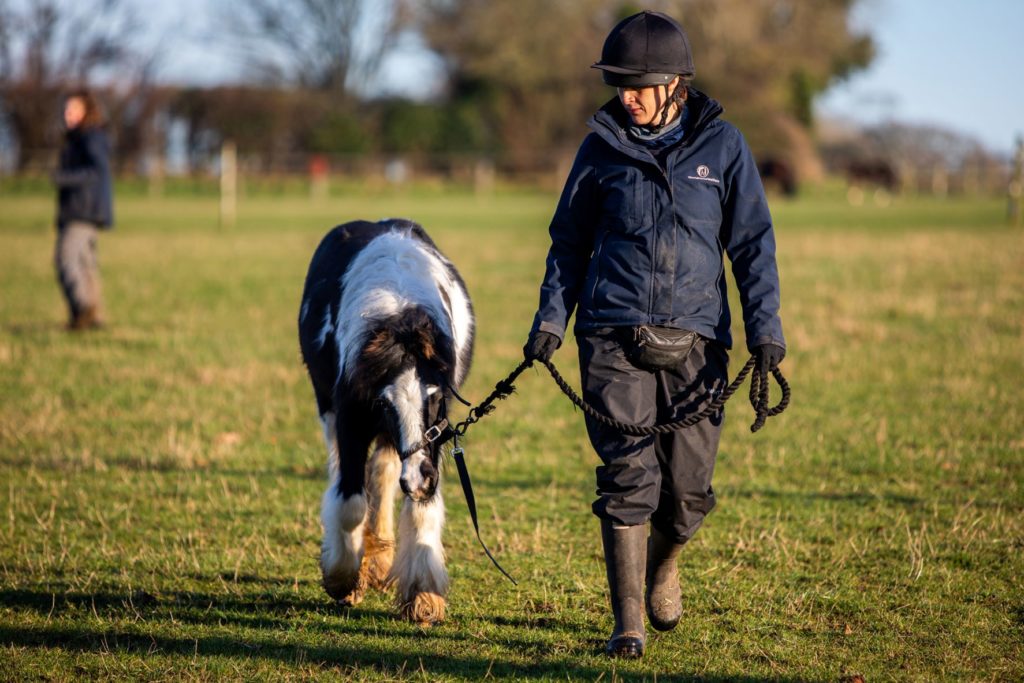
[625,326,699,372]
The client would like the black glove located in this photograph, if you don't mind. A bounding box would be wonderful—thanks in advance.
[754,343,786,375]
[523,330,561,363]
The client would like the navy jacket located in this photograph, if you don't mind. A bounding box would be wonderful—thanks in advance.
[54,127,113,229]
[531,89,785,352]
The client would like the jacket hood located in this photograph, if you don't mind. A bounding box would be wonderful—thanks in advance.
[588,87,723,162]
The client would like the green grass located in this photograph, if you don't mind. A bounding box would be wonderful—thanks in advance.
[1,186,1022,681]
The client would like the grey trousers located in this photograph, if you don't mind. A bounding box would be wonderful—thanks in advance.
[578,329,729,543]
[55,221,104,321]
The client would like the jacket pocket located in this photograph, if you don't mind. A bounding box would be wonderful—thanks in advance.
[598,167,644,232]
[676,177,723,227]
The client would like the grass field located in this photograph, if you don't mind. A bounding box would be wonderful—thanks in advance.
[1,186,1022,681]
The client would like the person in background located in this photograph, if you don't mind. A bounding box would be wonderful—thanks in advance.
[523,11,786,658]
[53,88,113,330]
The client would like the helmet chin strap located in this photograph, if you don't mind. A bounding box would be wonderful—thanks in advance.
[648,80,688,132]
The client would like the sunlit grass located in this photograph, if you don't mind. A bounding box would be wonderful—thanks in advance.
[1,188,1021,680]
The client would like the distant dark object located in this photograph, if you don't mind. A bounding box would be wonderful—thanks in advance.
[844,159,899,191]
[757,158,798,197]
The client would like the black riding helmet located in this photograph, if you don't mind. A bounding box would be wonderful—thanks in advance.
[592,10,694,88]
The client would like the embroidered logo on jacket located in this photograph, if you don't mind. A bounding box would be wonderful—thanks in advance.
[688,164,720,184]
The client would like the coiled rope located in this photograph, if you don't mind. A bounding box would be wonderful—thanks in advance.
[453,355,790,438]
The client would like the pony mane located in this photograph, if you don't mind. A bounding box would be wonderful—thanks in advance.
[349,307,455,401]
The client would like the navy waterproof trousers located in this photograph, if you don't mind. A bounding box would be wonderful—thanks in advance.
[578,329,728,543]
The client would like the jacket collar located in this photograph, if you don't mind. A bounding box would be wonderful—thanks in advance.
[587,87,723,164]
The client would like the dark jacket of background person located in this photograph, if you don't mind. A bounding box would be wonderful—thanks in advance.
[54,127,113,229]
[531,88,784,353]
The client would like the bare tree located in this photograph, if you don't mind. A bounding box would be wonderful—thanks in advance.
[0,0,154,171]
[218,0,402,95]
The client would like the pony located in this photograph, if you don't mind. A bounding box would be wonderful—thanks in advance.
[298,219,474,625]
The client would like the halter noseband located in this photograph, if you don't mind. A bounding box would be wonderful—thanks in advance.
[399,381,466,459]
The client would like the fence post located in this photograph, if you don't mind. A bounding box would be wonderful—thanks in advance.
[220,139,237,228]
[962,159,978,197]
[1009,135,1023,226]
[148,153,165,199]
[473,158,495,196]
[899,161,916,197]
[309,154,329,200]
[931,164,949,198]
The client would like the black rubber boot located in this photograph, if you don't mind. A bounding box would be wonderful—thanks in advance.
[600,519,647,658]
[645,526,684,631]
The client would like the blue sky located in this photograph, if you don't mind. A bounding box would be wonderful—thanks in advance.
[153,0,1023,155]
[816,0,1024,154]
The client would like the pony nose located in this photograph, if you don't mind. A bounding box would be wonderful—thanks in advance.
[399,451,439,501]
[419,458,437,490]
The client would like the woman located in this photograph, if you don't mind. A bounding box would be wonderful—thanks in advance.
[53,89,113,330]
[523,11,786,658]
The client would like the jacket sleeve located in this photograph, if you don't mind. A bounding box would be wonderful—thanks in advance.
[53,130,108,188]
[530,138,600,341]
[721,129,786,352]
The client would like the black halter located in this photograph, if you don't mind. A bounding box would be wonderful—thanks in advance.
[398,381,469,460]
[402,381,517,585]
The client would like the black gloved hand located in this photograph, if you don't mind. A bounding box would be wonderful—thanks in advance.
[754,343,786,375]
[523,330,561,363]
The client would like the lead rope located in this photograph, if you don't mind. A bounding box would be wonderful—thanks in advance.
[450,434,518,585]
[440,355,790,584]
[453,355,790,438]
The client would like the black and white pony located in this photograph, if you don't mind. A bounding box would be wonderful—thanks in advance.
[298,219,474,625]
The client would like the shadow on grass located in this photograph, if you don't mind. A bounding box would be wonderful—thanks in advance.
[3,321,65,335]
[728,486,922,507]
[0,585,595,642]
[0,450,326,478]
[0,586,330,618]
[0,586,829,680]
[0,622,822,682]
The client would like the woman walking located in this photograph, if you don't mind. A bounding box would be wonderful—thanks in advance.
[53,89,113,330]
[523,11,786,658]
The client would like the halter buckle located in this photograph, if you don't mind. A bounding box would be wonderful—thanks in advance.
[423,419,450,443]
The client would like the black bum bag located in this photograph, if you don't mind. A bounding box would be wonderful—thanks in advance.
[624,326,700,372]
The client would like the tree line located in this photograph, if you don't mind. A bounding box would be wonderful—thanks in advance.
[2,0,876,179]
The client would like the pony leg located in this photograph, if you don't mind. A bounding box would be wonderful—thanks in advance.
[361,441,400,590]
[391,488,448,625]
[319,412,368,604]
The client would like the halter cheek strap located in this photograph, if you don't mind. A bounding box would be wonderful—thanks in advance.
[400,391,457,460]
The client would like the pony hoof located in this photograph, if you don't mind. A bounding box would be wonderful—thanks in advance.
[339,587,365,606]
[332,583,367,607]
[323,571,365,605]
[400,591,446,626]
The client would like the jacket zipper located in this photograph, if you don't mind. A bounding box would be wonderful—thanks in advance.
[662,163,679,322]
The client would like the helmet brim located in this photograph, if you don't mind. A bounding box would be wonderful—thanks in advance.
[592,64,678,88]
